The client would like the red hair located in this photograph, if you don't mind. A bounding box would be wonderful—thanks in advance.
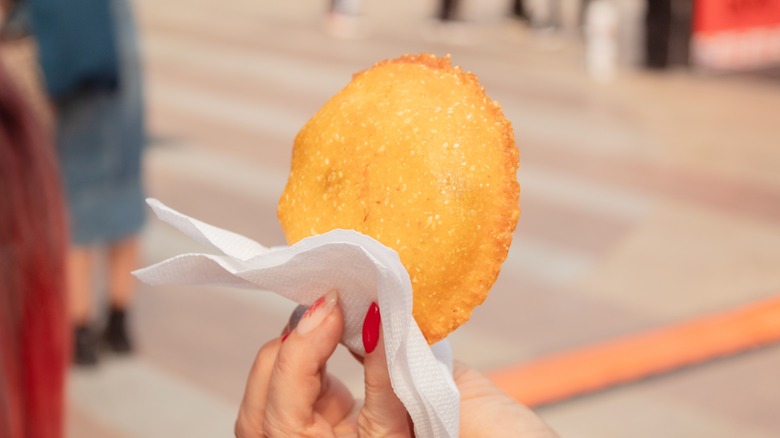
[0,64,68,438]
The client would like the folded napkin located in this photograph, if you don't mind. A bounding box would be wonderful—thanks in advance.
[134,199,460,437]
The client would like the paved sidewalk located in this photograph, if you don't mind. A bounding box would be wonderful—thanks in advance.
[61,0,780,436]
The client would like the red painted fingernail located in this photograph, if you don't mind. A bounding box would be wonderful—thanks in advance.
[362,302,381,354]
[296,290,338,336]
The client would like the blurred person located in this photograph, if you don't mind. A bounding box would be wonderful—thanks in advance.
[644,0,671,68]
[0,63,69,438]
[438,0,459,23]
[511,0,530,22]
[0,0,30,40]
[1,0,51,127]
[235,291,558,437]
[526,0,558,29]
[28,0,147,366]
[325,0,361,39]
[519,0,585,35]
[428,0,474,46]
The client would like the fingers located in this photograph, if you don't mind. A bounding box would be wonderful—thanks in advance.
[235,338,281,437]
[264,290,351,435]
[237,295,412,437]
[284,304,354,425]
[281,304,308,336]
[358,302,412,437]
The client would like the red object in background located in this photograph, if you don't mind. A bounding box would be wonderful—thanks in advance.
[695,0,780,32]
[692,0,780,70]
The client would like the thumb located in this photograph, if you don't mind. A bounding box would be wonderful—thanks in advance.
[264,290,343,435]
[359,302,412,436]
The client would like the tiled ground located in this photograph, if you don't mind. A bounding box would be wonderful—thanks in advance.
[10,0,777,436]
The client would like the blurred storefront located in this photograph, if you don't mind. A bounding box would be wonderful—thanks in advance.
[576,0,780,73]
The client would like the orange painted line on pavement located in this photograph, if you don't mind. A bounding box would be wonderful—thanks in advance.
[489,295,780,407]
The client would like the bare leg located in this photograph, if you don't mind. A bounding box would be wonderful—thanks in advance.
[104,235,140,354]
[69,246,99,365]
[439,0,459,21]
[107,235,140,308]
[67,246,94,324]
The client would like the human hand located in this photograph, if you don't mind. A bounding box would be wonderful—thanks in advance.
[454,361,558,437]
[235,289,557,437]
[235,290,412,437]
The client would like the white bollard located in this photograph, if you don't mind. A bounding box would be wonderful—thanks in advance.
[585,0,619,82]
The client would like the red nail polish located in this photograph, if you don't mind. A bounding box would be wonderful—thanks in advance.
[301,295,326,320]
[362,302,380,354]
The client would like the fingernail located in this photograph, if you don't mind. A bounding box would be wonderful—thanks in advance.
[287,305,308,332]
[362,302,381,354]
[295,290,339,336]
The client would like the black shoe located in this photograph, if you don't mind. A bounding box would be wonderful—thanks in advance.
[73,324,99,366]
[103,306,133,354]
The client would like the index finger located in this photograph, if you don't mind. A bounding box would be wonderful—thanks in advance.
[264,290,345,434]
[236,338,282,437]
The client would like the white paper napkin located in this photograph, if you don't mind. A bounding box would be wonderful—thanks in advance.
[134,199,460,438]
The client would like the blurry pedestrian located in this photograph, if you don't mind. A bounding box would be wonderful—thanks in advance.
[428,0,474,45]
[325,0,360,39]
[0,0,30,40]
[438,0,459,23]
[527,0,558,29]
[29,0,147,366]
[511,0,529,22]
[645,0,672,68]
[0,63,69,438]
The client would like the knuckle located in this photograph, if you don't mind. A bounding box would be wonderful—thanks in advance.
[254,341,279,368]
[234,410,261,438]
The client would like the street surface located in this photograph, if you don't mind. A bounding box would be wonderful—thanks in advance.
[65,0,780,437]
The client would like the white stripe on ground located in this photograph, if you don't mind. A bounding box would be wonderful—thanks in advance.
[507,235,593,285]
[68,357,236,438]
[542,385,778,438]
[520,165,651,221]
[147,143,288,202]
[149,79,308,144]
[150,144,649,225]
[147,145,613,286]
[143,32,350,100]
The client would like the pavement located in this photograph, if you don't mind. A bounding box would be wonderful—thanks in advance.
[63,0,780,437]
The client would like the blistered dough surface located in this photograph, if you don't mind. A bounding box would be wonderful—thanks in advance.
[278,54,520,344]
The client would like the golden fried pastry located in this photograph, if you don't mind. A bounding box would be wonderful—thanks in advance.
[278,53,519,344]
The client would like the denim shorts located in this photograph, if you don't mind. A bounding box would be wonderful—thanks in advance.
[55,0,146,245]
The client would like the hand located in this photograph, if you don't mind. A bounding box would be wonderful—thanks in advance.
[235,289,558,437]
[454,362,558,437]
[235,290,412,437]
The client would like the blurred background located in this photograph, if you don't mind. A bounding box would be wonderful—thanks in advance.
[4,0,780,436]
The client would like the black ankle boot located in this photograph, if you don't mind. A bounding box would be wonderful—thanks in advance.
[73,324,99,366]
[103,306,133,354]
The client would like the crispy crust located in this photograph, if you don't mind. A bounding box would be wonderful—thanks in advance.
[278,54,519,344]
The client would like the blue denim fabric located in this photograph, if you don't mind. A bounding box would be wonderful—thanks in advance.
[55,0,146,245]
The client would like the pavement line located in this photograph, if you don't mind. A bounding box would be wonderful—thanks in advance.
[147,145,606,285]
[149,79,307,144]
[520,165,650,221]
[147,144,289,202]
[488,294,780,407]
[68,357,236,438]
[542,383,779,438]
[506,236,593,285]
[143,31,349,100]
